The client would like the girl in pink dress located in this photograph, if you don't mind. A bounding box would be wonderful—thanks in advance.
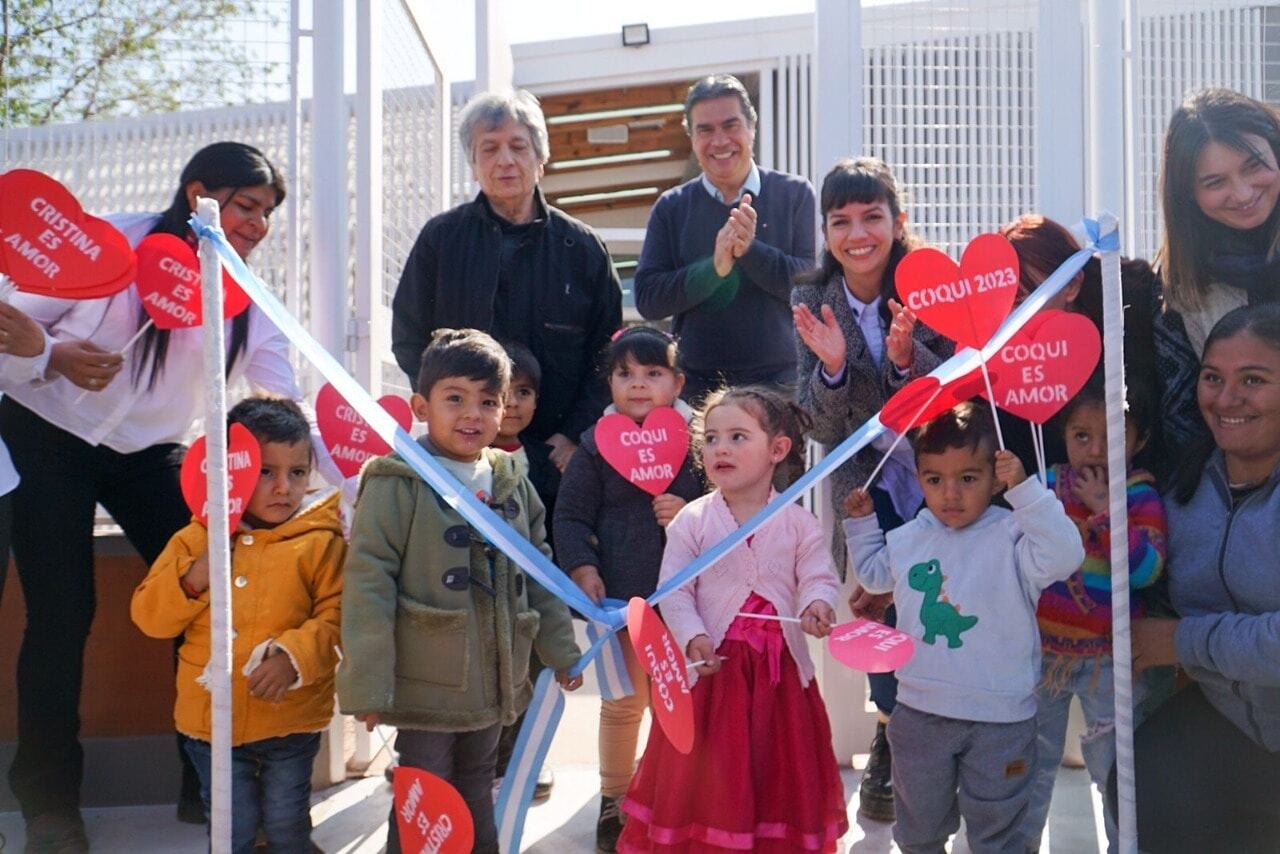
[619,386,848,853]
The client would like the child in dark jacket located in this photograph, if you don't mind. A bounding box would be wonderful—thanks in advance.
[554,326,703,852]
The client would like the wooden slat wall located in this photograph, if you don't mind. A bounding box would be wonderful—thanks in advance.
[540,80,697,217]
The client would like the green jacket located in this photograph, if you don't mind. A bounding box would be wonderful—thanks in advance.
[336,446,580,731]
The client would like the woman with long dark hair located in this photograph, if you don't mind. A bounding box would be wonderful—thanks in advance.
[1154,88,1280,452]
[0,141,331,850]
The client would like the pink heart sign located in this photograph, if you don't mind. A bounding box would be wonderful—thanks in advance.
[315,383,414,478]
[880,367,993,434]
[895,233,1020,349]
[594,407,689,496]
[984,310,1101,424]
[0,169,136,297]
[179,423,262,530]
[827,618,915,673]
[134,233,248,328]
[392,767,474,854]
[627,597,695,754]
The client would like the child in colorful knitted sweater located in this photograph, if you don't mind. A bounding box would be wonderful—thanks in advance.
[1021,375,1166,854]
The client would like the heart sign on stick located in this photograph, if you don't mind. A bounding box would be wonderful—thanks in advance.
[895,233,1020,349]
[594,407,689,496]
[393,767,474,854]
[316,382,414,478]
[135,234,249,328]
[626,597,695,754]
[827,618,916,673]
[880,366,994,434]
[984,310,1101,424]
[0,169,135,297]
[180,423,262,529]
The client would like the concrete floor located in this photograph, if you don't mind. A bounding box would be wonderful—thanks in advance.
[0,625,1107,853]
[0,697,1106,853]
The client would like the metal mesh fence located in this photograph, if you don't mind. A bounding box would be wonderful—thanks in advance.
[379,0,445,309]
[1132,0,1280,258]
[861,1,1039,254]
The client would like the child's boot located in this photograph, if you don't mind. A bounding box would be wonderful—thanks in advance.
[595,795,625,852]
[857,720,895,823]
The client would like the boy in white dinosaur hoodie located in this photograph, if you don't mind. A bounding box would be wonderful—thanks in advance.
[844,400,1083,854]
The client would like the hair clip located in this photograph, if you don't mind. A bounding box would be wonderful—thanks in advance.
[610,326,676,343]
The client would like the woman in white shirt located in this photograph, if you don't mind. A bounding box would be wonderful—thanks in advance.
[0,142,317,850]
[0,301,51,602]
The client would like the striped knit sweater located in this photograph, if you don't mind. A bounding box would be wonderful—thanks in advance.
[1035,465,1167,658]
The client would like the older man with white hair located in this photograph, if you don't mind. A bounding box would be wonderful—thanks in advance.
[392,89,622,497]
[389,88,621,837]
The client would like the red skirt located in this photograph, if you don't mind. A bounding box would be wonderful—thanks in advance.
[617,617,848,852]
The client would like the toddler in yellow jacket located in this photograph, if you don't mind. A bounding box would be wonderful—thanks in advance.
[132,397,346,852]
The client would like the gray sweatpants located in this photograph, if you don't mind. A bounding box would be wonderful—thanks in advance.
[386,724,502,854]
[887,703,1037,854]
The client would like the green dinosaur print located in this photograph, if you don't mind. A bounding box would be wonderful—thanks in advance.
[908,559,978,648]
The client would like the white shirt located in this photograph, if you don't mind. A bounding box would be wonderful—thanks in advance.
[1,213,307,455]
[845,284,885,369]
[700,162,761,205]
[819,284,886,385]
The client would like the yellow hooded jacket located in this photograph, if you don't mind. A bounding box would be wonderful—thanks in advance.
[131,491,346,745]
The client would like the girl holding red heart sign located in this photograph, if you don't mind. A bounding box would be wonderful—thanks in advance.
[552,327,704,852]
[618,386,847,853]
[0,142,338,845]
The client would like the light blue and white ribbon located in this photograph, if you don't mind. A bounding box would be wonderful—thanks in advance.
[495,668,565,853]
[586,615,635,701]
[645,226,1104,607]
[190,215,616,628]
[195,213,1116,853]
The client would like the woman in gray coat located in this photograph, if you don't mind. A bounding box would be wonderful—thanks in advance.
[790,157,952,823]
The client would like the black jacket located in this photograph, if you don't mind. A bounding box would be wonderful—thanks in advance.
[553,416,704,602]
[391,189,623,450]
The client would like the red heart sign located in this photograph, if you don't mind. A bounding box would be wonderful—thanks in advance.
[392,767,474,854]
[895,233,1020,349]
[179,423,262,529]
[880,366,993,434]
[827,618,915,673]
[315,383,414,478]
[0,169,135,297]
[134,234,249,328]
[594,407,690,496]
[627,597,695,754]
[984,310,1101,424]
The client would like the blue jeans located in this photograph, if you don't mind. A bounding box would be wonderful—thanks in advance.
[1022,655,1134,853]
[185,731,320,854]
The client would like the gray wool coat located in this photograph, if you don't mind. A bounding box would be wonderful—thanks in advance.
[792,275,953,564]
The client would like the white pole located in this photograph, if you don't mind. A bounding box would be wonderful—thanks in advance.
[1099,211,1138,852]
[196,197,232,853]
[814,0,864,168]
[310,0,349,379]
[1086,1,1136,848]
[1035,0,1085,222]
[1086,0,1126,218]
[354,0,384,394]
[811,0,876,766]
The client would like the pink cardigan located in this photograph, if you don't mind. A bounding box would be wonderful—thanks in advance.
[658,490,840,687]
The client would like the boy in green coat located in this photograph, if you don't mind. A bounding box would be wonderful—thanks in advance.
[337,328,582,853]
